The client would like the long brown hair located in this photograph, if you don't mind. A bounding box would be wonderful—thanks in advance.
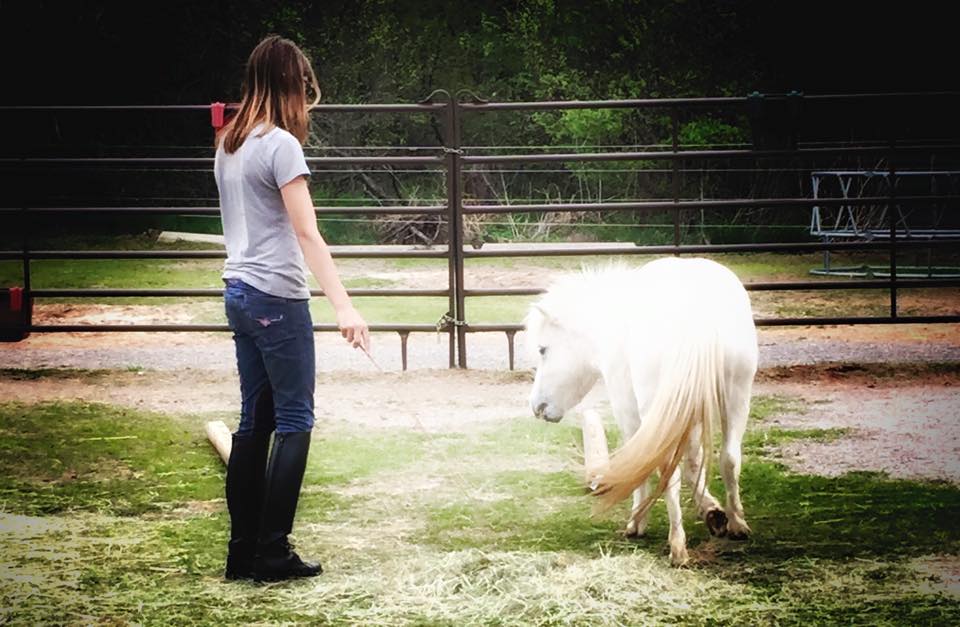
[219,35,321,154]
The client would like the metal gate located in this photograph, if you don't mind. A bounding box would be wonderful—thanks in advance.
[2,91,959,368]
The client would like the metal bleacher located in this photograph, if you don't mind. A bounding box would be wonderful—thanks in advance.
[809,170,960,277]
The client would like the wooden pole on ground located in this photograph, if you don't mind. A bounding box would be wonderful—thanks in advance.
[581,409,610,487]
[205,420,232,464]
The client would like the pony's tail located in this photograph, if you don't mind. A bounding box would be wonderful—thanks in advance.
[591,327,724,512]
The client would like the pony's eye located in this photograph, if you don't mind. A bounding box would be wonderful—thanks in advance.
[538,346,547,356]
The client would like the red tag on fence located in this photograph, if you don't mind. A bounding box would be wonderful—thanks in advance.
[211,102,226,129]
[9,287,22,312]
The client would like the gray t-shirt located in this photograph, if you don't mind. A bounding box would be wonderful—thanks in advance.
[214,124,312,299]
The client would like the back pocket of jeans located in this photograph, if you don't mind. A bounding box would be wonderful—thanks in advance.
[244,293,290,330]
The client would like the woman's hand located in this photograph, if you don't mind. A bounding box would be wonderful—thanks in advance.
[335,305,370,351]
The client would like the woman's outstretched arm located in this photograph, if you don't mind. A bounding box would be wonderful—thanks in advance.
[281,176,370,350]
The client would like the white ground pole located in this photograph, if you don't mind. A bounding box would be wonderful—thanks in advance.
[581,408,610,487]
[205,420,232,464]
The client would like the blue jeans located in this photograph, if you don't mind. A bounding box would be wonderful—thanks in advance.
[224,279,315,435]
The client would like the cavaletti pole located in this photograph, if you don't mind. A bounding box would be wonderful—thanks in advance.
[581,409,610,489]
[205,420,232,464]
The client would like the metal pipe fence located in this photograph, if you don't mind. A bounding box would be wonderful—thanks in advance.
[2,91,959,369]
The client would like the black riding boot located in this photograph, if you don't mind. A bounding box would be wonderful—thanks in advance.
[224,430,272,579]
[252,431,322,582]
[225,386,276,580]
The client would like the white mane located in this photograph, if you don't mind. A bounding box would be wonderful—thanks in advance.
[524,261,642,359]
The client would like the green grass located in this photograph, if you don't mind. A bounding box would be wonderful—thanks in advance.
[307,429,439,485]
[749,394,805,422]
[0,401,224,516]
[0,259,224,290]
[0,367,138,381]
[191,293,536,326]
[744,426,851,453]
[1,389,959,623]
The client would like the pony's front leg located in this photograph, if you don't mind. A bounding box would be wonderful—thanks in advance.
[607,376,646,537]
[663,465,688,566]
[625,480,650,537]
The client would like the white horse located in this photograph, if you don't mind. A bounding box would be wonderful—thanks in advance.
[524,257,758,566]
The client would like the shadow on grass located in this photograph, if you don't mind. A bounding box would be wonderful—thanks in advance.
[422,463,960,556]
[422,420,960,574]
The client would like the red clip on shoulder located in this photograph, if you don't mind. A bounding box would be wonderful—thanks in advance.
[211,102,226,129]
[9,287,22,312]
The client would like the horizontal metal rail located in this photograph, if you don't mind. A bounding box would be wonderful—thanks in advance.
[0,205,447,216]
[459,97,746,111]
[3,194,955,216]
[753,315,960,326]
[3,239,956,262]
[29,323,442,333]
[21,279,960,301]
[464,315,960,333]
[24,319,446,370]
[0,102,446,113]
[0,249,449,260]
[4,239,955,263]
[461,239,960,258]
[463,279,960,297]
[0,105,222,111]
[28,314,960,336]
[30,288,450,298]
[460,144,960,165]
[0,155,444,167]
[5,92,957,113]
[463,195,960,215]
[814,230,960,240]
[457,92,960,112]
[5,144,959,169]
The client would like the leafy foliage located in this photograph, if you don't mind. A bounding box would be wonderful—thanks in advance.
[9,2,957,245]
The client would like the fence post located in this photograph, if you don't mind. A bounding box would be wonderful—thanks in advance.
[21,207,30,300]
[440,91,467,368]
[888,140,898,318]
[22,207,32,340]
[671,107,681,249]
[451,98,467,368]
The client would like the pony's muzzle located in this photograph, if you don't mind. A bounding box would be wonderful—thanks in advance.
[534,402,563,423]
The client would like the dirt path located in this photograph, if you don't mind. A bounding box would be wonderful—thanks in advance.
[3,361,958,483]
[4,318,960,372]
[755,368,960,482]
[0,369,535,433]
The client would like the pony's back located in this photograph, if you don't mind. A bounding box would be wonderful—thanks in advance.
[634,257,752,322]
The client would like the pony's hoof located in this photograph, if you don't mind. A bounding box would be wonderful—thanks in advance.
[623,520,647,538]
[726,518,752,540]
[705,508,728,537]
[670,548,690,567]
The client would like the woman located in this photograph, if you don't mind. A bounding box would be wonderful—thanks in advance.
[214,35,369,582]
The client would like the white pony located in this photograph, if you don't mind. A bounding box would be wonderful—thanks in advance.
[524,257,758,566]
